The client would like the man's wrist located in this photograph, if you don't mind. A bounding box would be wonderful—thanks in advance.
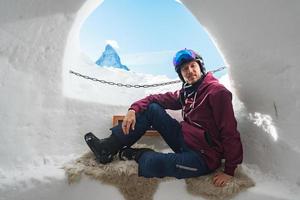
[224,166,236,176]
[128,108,136,113]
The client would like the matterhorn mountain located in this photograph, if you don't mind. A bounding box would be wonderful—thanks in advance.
[95,44,129,71]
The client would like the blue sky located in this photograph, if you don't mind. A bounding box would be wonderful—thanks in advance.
[80,0,226,78]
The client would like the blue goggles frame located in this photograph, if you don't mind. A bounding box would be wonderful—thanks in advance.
[173,49,197,67]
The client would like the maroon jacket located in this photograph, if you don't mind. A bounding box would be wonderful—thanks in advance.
[129,72,243,176]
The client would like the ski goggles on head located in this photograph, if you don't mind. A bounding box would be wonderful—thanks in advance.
[173,49,198,68]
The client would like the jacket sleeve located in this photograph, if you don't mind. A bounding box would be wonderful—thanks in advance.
[129,90,182,113]
[208,89,243,176]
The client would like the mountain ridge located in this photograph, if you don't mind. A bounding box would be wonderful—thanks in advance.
[95,44,129,71]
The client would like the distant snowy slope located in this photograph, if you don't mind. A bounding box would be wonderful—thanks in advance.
[65,52,181,106]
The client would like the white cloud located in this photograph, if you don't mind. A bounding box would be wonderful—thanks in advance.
[105,40,120,49]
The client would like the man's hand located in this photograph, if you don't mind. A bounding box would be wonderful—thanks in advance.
[122,109,136,135]
[212,172,232,187]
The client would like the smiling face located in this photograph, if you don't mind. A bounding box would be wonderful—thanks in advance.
[180,60,202,84]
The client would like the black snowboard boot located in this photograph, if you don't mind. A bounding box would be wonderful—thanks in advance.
[118,147,154,162]
[84,132,122,164]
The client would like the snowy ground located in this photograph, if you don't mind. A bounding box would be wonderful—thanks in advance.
[1,154,300,200]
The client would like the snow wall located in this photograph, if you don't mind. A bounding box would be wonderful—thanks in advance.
[0,0,300,191]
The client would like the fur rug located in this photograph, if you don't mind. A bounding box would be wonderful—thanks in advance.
[64,149,255,200]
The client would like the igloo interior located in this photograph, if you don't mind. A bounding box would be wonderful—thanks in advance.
[1,0,300,199]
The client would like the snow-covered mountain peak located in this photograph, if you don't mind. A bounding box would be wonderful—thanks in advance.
[95,44,129,71]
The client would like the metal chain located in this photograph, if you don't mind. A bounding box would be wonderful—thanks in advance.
[210,66,227,74]
[69,66,226,88]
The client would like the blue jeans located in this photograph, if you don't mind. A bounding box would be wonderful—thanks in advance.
[110,103,210,179]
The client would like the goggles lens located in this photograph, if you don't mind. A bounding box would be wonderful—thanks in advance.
[173,49,197,67]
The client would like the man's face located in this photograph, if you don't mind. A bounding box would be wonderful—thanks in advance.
[180,60,202,84]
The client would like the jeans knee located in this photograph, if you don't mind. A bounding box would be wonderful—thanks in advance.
[147,103,165,118]
[146,103,164,123]
[148,103,162,112]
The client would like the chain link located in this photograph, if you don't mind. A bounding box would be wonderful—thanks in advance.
[69,66,226,88]
[210,66,227,74]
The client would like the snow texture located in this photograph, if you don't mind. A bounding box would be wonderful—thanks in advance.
[0,0,300,199]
